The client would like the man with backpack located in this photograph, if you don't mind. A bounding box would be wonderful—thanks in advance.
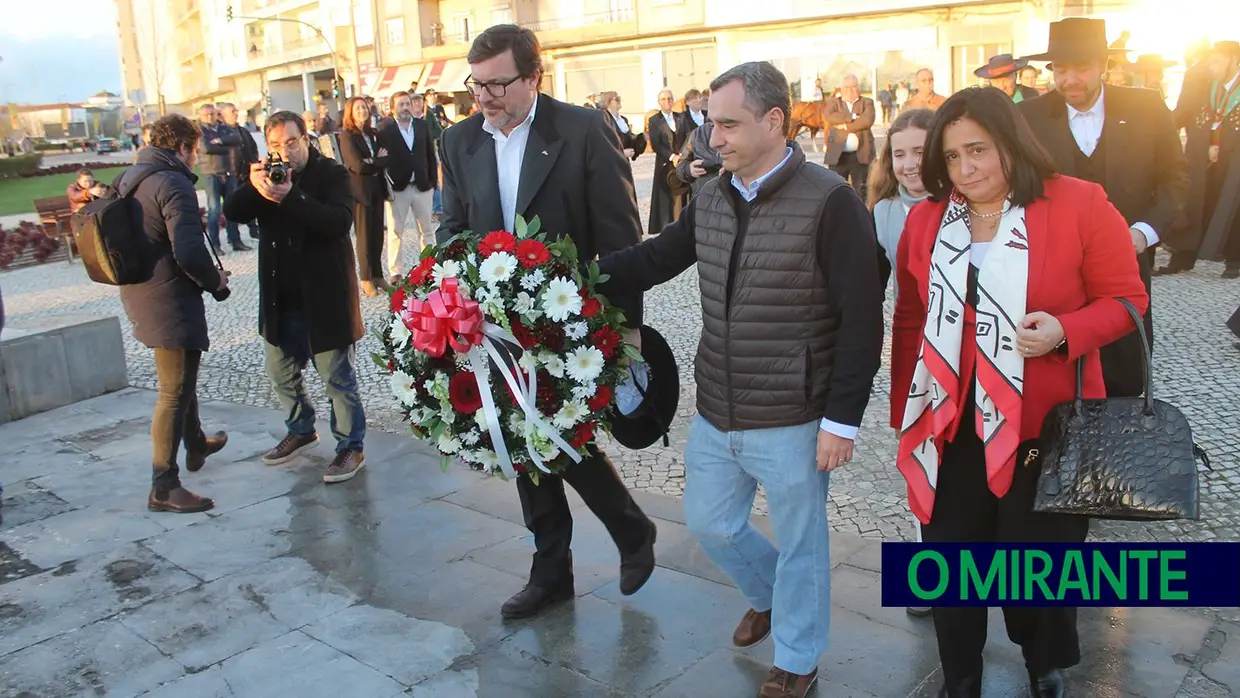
[104,114,233,513]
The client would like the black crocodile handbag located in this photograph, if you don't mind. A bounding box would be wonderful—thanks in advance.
[1032,298,1210,521]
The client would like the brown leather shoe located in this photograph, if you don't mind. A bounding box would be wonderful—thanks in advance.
[323,449,365,483]
[148,487,215,513]
[733,608,772,647]
[186,431,228,472]
[262,433,319,465]
[758,666,818,698]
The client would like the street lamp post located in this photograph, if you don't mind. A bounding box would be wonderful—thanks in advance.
[226,4,344,113]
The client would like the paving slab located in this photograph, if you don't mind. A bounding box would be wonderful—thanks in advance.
[0,389,1233,698]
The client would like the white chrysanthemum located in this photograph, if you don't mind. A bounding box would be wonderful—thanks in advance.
[539,352,565,378]
[564,321,588,340]
[572,382,597,401]
[479,252,517,285]
[566,346,605,383]
[513,292,536,316]
[474,409,490,432]
[517,354,537,380]
[438,433,462,454]
[432,259,462,285]
[520,268,546,292]
[541,277,582,322]
[532,433,559,460]
[461,430,481,446]
[411,406,436,424]
[390,370,419,406]
[508,412,527,435]
[553,401,588,429]
[389,314,412,349]
[474,449,499,470]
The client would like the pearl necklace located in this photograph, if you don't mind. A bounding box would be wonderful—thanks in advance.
[968,206,1004,219]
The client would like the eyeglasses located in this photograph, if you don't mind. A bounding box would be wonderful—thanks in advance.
[464,75,524,98]
[267,136,304,155]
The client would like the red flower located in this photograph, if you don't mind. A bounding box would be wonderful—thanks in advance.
[509,317,538,349]
[386,360,395,374]
[449,372,484,414]
[513,463,528,473]
[591,326,622,358]
[537,322,565,352]
[408,256,436,286]
[580,295,602,318]
[515,239,551,268]
[587,384,613,411]
[390,286,407,313]
[480,230,516,257]
[570,421,596,448]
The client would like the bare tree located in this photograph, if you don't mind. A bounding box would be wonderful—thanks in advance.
[135,8,173,116]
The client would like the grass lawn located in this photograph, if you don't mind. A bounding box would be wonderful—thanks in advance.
[0,166,207,219]
[0,167,130,218]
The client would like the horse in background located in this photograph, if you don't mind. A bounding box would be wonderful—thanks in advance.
[788,101,828,152]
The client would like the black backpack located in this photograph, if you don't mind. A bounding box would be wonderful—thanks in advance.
[70,168,161,286]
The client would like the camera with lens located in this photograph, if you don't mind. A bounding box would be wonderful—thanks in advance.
[265,152,289,185]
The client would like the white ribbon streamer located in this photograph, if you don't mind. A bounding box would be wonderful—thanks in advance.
[465,321,584,479]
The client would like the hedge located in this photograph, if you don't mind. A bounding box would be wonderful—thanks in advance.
[0,154,46,178]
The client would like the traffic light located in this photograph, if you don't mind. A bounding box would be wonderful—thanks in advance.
[226,4,233,20]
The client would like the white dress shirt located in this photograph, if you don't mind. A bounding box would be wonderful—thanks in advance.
[482,95,539,233]
[611,112,629,134]
[661,111,676,132]
[396,118,415,151]
[842,99,861,153]
[690,109,704,127]
[1067,88,1158,247]
[730,146,858,442]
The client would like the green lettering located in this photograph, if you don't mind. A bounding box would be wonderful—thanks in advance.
[1159,550,1188,601]
[1129,550,1158,600]
[1058,550,1090,601]
[1023,550,1054,600]
[1009,548,1019,601]
[1092,550,1126,601]
[961,550,1004,601]
[909,551,949,600]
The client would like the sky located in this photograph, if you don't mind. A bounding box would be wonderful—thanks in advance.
[0,0,123,105]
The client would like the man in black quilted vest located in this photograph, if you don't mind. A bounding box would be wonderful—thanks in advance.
[598,61,884,698]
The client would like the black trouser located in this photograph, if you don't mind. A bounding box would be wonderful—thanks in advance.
[516,448,652,587]
[355,191,386,281]
[152,348,208,493]
[921,402,1089,685]
[829,151,868,196]
[1170,162,1240,269]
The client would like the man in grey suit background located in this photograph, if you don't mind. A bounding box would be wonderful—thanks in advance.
[435,24,658,620]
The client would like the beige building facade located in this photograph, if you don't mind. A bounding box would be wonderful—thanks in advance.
[113,0,1230,127]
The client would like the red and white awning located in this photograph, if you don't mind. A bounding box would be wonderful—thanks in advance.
[360,59,473,97]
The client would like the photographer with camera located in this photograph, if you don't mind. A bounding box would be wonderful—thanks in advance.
[117,114,232,514]
[223,111,369,484]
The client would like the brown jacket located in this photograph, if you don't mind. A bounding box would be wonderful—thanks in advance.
[823,96,876,166]
[903,91,947,111]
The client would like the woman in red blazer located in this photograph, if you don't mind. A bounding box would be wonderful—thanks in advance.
[889,87,1148,698]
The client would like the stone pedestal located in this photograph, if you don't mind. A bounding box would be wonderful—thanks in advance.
[0,315,128,424]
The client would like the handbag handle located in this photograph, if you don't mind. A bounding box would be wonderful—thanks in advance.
[1072,297,1152,413]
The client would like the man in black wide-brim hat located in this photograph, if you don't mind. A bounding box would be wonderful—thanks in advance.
[1018,17,1188,403]
[974,54,1040,103]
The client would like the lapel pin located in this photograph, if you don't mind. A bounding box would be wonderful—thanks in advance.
[541,150,548,155]
[1119,120,1127,125]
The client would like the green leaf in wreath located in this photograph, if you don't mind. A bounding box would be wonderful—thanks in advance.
[440,455,451,472]
[622,344,645,363]
[527,468,541,487]
[527,215,542,236]
[515,216,529,238]
[370,352,389,369]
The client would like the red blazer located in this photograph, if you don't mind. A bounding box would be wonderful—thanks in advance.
[890,176,1150,443]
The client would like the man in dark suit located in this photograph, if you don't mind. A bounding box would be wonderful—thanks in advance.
[377,90,438,283]
[437,24,658,620]
[647,88,684,234]
[677,88,706,138]
[1019,17,1188,398]
[822,74,875,195]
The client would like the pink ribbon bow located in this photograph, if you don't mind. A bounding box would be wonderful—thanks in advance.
[403,278,483,357]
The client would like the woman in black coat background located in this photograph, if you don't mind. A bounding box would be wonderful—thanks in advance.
[338,96,390,297]
[116,115,230,514]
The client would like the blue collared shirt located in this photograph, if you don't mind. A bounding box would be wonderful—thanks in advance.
[728,146,859,442]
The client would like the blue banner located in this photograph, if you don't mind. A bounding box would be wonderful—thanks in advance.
[880,542,1240,607]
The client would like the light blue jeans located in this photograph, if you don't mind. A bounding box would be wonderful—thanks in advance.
[683,416,830,675]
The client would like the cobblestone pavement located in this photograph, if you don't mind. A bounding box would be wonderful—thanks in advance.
[3,148,1239,549]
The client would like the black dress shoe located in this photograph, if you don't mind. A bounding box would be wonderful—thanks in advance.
[619,520,657,595]
[501,582,574,620]
[1222,267,1240,280]
[936,675,981,698]
[232,242,253,252]
[1029,669,1064,698]
[186,431,228,472]
[1152,264,1190,276]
